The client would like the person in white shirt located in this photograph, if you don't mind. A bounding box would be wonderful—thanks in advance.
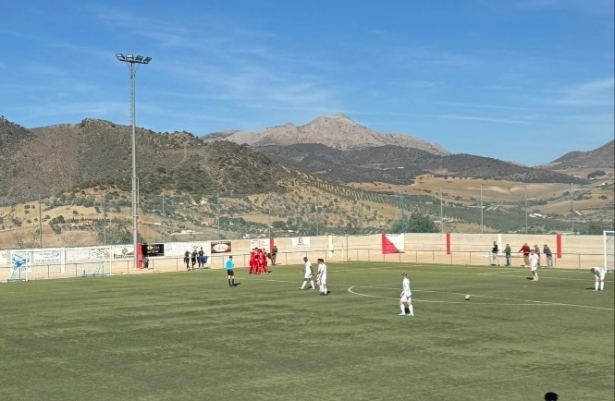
[529,250,539,282]
[591,266,607,291]
[300,257,315,290]
[316,258,328,295]
[399,272,414,316]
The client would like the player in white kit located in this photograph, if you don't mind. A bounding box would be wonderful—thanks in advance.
[529,250,539,282]
[300,257,315,290]
[316,258,328,295]
[399,272,414,316]
[591,267,607,291]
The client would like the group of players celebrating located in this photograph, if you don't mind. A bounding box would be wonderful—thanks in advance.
[248,248,269,275]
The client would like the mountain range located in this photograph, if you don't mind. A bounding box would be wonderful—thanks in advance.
[0,114,611,198]
[0,117,291,197]
[202,115,606,185]
[540,140,614,170]
[203,114,450,155]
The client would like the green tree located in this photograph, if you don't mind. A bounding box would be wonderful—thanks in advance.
[584,221,606,235]
[390,213,439,233]
[96,218,135,245]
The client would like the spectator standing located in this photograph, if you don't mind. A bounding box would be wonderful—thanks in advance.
[491,241,499,266]
[504,244,512,266]
[543,244,553,268]
[191,250,198,270]
[534,244,541,267]
[184,250,191,270]
[519,243,531,267]
[197,247,205,269]
[271,245,278,265]
[143,255,150,270]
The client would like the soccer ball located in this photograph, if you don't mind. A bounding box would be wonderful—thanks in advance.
[465,294,471,300]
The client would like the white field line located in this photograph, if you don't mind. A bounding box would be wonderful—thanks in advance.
[346,287,553,306]
[475,273,611,282]
[347,286,615,312]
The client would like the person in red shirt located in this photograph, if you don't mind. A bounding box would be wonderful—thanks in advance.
[253,249,261,274]
[519,243,531,267]
[258,250,266,274]
[249,249,256,274]
[262,250,269,274]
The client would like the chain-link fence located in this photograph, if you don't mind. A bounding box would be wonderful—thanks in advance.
[1,180,613,250]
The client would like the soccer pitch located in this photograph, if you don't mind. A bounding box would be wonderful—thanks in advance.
[0,263,613,401]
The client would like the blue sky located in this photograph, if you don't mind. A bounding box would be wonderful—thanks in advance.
[1,0,613,165]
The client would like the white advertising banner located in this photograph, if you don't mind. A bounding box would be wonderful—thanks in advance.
[11,250,30,273]
[66,247,110,263]
[292,237,311,250]
[113,245,134,259]
[33,249,62,264]
[250,239,270,253]
[163,242,209,257]
[0,250,8,266]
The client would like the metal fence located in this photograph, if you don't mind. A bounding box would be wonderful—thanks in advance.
[1,182,613,250]
[2,248,606,283]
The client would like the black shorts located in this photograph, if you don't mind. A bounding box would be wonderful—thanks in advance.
[226,269,235,276]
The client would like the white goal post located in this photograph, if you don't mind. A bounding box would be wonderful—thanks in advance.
[605,231,615,273]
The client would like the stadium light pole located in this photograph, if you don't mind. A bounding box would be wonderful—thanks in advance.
[116,53,152,270]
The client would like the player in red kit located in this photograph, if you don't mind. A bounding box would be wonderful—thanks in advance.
[249,249,256,274]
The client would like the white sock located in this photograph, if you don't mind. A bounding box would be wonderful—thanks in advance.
[400,304,405,314]
[409,305,414,316]
[301,282,306,289]
[596,282,600,290]
[323,287,327,295]
[310,280,315,288]
[600,282,604,291]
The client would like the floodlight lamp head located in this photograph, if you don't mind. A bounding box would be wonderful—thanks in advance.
[143,56,152,64]
[116,53,126,61]
[126,54,134,61]
[135,55,143,62]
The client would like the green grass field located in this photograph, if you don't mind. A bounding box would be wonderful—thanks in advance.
[0,262,613,401]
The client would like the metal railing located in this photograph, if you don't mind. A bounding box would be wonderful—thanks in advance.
[1,248,606,282]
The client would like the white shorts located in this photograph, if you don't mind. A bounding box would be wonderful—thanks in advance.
[595,272,606,281]
[530,265,538,272]
[400,295,412,303]
[319,278,327,285]
[304,274,312,280]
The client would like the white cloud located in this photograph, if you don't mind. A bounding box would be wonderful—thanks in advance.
[438,114,538,125]
[556,78,615,106]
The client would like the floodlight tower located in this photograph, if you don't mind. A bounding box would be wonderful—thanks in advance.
[116,53,152,270]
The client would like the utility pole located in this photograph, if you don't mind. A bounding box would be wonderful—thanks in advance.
[217,192,220,239]
[38,194,43,248]
[440,188,444,233]
[316,193,319,236]
[399,193,405,234]
[268,192,272,239]
[480,185,484,234]
[570,183,574,233]
[525,186,528,234]
[102,195,107,245]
